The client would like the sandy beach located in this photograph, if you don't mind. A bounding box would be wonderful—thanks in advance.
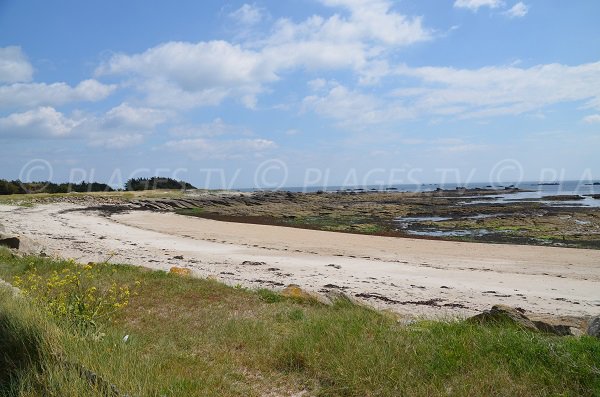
[1,203,599,318]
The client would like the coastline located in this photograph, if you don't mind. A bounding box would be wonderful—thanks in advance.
[1,201,599,319]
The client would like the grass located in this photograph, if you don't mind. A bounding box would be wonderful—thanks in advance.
[0,189,193,206]
[0,247,599,396]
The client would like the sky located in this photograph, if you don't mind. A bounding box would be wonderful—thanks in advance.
[1,0,599,189]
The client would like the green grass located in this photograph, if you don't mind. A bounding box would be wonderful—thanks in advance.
[0,248,599,396]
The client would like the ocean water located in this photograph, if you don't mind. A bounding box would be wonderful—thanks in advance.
[245,180,600,207]
[257,180,600,194]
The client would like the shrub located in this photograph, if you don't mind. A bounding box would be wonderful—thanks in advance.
[12,260,138,335]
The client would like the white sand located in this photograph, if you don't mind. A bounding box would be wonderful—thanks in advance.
[2,203,599,318]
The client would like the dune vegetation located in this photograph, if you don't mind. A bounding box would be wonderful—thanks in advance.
[0,247,599,396]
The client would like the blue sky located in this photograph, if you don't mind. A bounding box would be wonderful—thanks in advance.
[1,0,599,189]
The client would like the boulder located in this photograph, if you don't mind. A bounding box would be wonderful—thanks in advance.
[469,305,587,336]
[587,316,600,338]
[0,235,20,250]
[169,266,191,276]
[0,233,43,254]
[469,304,538,331]
[282,284,314,300]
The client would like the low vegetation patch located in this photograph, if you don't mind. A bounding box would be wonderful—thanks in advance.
[0,248,599,396]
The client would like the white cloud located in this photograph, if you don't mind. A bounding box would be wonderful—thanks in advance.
[302,82,412,126]
[0,107,78,138]
[229,4,264,26]
[504,2,528,18]
[96,41,274,109]
[304,61,600,126]
[0,46,34,83]
[0,103,166,148]
[0,79,116,109]
[80,103,168,148]
[583,114,600,124]
[100,103,168,130]
[453,0,504,11]
[96,1,431,109]
[316,0,431,46]
[394,61,600,118]
[164,138,277,159]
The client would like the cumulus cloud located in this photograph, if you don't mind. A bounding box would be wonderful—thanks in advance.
[0,103,167,148]
[0,46,34,83]
[0,79,116,109]
[164,137,277,159]
[96,1,431,108]
[0,107,78,138]
[453,0,504,11]
[504,2,529,18]
[96,41,274,109]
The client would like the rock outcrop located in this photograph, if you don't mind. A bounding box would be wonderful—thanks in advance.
[469,304,586,336]
[0,232,43,255]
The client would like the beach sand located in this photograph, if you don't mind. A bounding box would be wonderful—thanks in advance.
[1,203,599,318]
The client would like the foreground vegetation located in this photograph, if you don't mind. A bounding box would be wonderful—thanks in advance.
[1,248,599,396]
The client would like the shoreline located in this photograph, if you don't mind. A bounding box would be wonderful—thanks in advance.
[1,202,599,319]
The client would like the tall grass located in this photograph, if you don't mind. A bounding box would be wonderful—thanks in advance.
[0,248,599,396]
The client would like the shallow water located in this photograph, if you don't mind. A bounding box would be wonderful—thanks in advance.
[405,229,494,237]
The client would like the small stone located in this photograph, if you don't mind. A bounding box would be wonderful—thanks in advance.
[241,260,266,266]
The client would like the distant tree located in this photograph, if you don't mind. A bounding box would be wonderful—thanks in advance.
[0,179,114,195]
[125,177,196,191]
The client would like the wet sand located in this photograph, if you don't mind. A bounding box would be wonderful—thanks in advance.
[1,203,599,318]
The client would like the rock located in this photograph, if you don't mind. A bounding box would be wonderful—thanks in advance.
[532,321,573,336]
[0,233,43,255]
[469,305,587,336]
[587,316,600,338]
[0,235,20,250]
[281,284,314,300]
[169,266,191,276]
[468,304,538,331]
[173,255,184,260]
[241,260,266,266]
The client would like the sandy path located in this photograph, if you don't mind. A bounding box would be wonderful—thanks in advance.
[1,203,599,318]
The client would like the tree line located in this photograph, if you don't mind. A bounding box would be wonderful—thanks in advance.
[0,177,196,195]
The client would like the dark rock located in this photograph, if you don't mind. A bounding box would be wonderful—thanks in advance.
[468,304,537,331]
[587,316,600,338]
[543,195,585,201]
[173,255,184,260]
[532,321,573,336]
[241,260,266,266]
[469,305,586,336]
[0,235,20,250]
